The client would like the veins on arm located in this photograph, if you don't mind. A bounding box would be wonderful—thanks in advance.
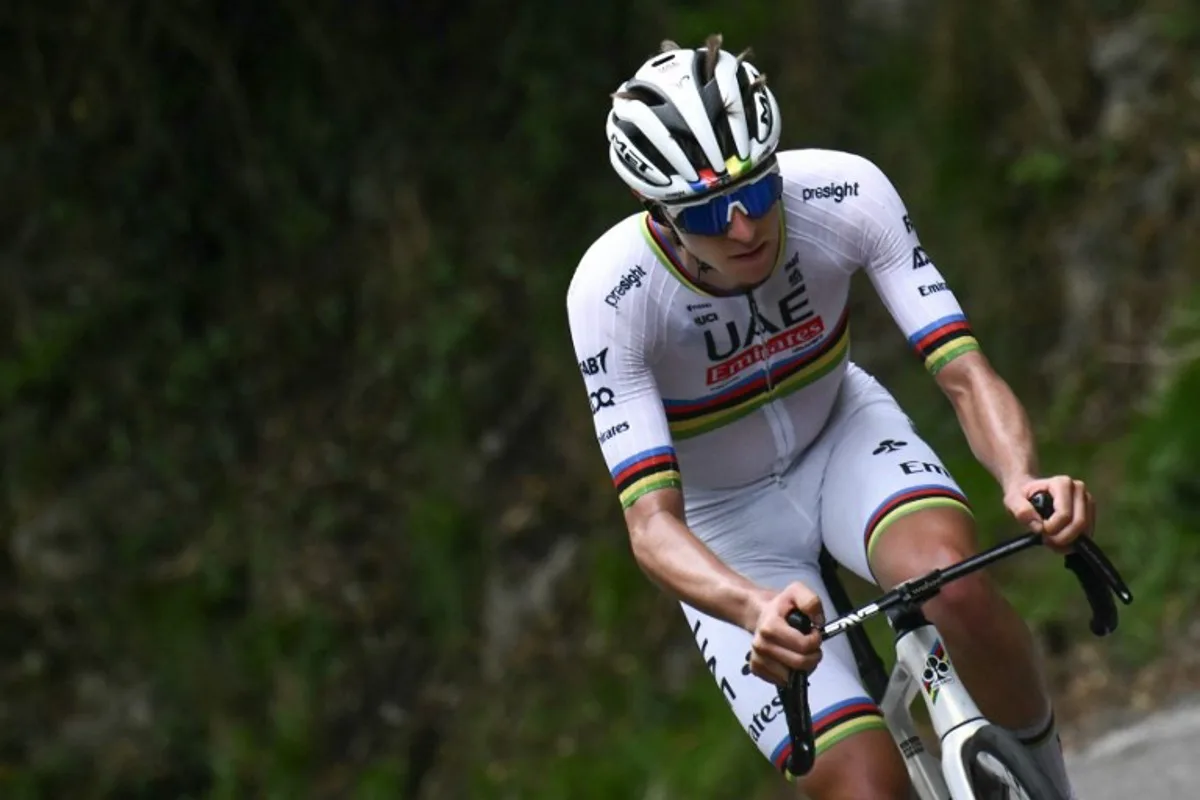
[934,350,1039,494]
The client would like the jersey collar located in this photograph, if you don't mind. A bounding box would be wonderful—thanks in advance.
[640,210,788,297]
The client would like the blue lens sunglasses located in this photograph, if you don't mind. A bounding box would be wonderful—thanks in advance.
[663,162,783,236]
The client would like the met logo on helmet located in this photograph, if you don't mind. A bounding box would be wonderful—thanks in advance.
[610,133,651,176]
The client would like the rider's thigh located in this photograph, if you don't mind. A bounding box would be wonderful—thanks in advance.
[683,466,822,580]
[813,378,973,586]
[799,727,910,800]
[679,567,890,779]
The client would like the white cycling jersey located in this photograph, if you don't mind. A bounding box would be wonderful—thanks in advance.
[567,149,979,506]
[567,148,985,769]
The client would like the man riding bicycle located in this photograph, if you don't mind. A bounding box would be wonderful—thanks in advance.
[566,35,1092,799]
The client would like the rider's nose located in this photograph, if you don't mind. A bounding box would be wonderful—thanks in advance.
[725,208,757,244]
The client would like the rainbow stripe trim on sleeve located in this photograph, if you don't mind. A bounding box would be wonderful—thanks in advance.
[611,446,682,509]
[908,314,980,375]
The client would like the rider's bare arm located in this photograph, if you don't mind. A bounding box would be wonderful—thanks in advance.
[933,350,1039,495]
[624,488,767,631]
[847,154,1037,494]
[625,487,824,681]
[566,235,777,634]
[936,350,1091,545]
[848,155,1089,541]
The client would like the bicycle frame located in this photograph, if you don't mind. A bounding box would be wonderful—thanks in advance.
[880,610,987,800]
[780,499,1134,792]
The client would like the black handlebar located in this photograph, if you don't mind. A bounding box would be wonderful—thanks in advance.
[776,490,1133,778]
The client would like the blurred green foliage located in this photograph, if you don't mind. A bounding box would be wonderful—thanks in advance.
[1,0,1198,797]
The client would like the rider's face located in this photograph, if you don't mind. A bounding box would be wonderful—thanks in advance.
[674,201,782,288]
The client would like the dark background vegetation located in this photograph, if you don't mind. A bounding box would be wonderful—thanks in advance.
[3,1,1199,797]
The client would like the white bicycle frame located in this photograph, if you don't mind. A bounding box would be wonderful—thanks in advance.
[878,618,987,800]
[799,523,1131,799]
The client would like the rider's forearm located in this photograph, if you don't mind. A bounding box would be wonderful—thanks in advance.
[629,507,765,631]
[938,353,1040,494]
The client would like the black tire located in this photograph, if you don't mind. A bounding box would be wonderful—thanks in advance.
[959,725,1065,800]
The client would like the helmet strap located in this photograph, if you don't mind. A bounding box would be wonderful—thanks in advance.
[643,200,687,246]
[642,199,671,227]
[642,200,719,279]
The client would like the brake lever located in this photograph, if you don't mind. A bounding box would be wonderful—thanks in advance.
[780,611,817,777]
[1064,551,1119,636]
[1029,491,1134,637]
[1073,537,1134,605]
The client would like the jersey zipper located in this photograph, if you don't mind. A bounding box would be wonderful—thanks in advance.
[745,289,796,472]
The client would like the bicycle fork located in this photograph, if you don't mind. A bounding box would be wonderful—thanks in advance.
[882,618,988,800]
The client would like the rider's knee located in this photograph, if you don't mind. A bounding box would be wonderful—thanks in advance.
[926,563,997,623]
[873,513,1002,628]
[916,539,1008,631]
[870,507,974,575]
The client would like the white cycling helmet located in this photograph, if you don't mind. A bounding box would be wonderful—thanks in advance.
[606,36,783,203]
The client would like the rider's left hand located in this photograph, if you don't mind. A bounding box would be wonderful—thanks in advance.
[1003,475,1095,554]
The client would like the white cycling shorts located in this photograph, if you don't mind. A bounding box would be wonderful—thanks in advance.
[679,365,972,771]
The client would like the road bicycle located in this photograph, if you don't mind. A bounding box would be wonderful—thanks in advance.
[779,492,1134,799]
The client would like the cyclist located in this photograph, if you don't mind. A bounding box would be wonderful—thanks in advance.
[567,34,1093,799]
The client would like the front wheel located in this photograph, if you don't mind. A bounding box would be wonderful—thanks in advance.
[958,725,1065,800]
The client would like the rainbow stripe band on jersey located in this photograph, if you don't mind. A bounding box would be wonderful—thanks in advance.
[771,696,888,775]
[864,485,973,562]
[908,314,980,375]
[611,446,682,508]
[663,311,850,440]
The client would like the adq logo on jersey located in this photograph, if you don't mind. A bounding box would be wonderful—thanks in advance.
[605,266,647,308]
[589,387,615,415]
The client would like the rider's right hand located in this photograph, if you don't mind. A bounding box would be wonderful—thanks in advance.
[746,581,825,685]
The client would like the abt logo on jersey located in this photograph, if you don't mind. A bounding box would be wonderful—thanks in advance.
[579,347,609,376]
